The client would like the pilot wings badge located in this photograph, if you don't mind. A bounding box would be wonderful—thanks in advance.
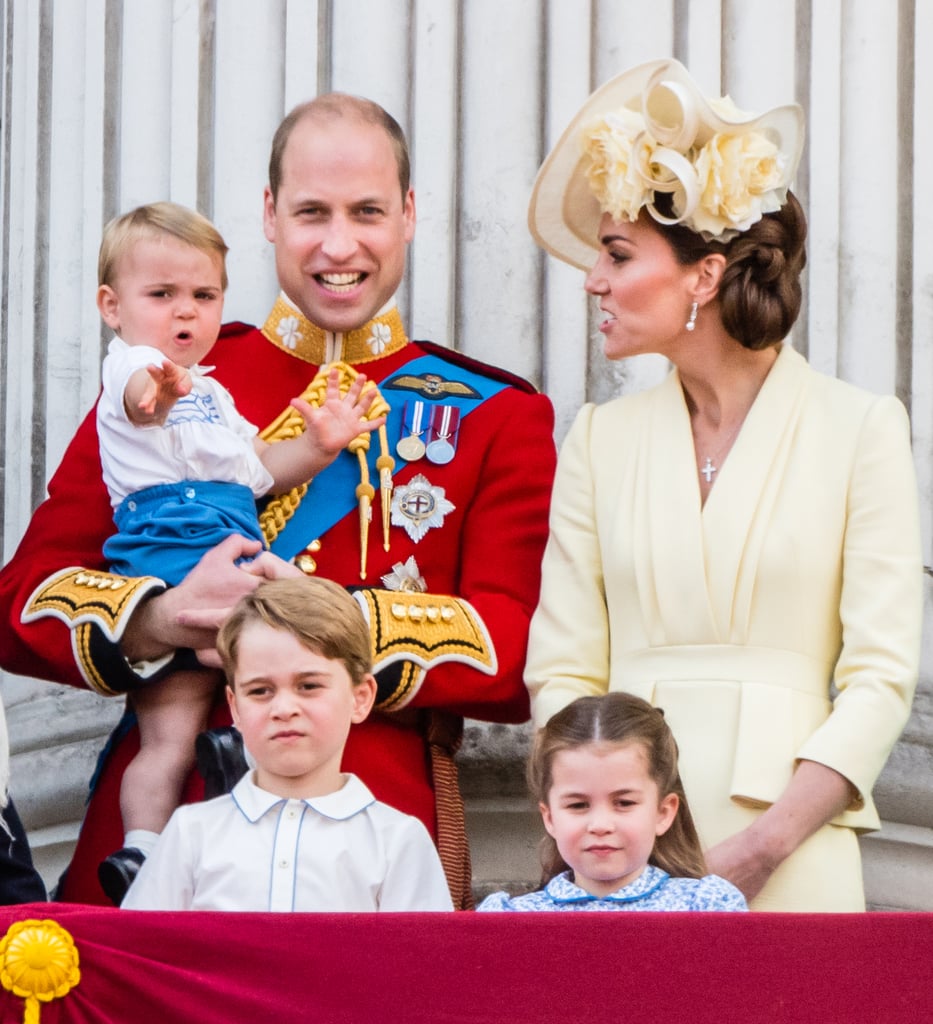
[384,372,480,399]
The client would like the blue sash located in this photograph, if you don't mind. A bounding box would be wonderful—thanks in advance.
[267,353,507,561]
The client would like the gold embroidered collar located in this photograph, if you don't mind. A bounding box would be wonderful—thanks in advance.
[260,294,409,365]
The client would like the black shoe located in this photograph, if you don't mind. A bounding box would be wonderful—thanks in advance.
[98,847,146,906]
[196,726,247,800]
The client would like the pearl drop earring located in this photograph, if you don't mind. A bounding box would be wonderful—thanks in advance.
[685,301,698,332]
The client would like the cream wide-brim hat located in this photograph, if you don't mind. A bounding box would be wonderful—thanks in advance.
[528,58,805,270]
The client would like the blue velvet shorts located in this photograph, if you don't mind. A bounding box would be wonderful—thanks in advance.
[104,480,264,586]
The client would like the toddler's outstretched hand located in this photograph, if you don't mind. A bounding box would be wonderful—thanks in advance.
[290,367,385,463]
[137,358,193,420]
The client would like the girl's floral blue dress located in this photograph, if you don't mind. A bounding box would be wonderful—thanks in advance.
[477,866,747,911]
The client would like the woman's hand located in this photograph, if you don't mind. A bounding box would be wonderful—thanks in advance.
[704,827,781,901]
[704,760,857,901]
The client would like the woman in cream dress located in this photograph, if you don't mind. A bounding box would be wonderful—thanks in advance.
[525,59,922,911]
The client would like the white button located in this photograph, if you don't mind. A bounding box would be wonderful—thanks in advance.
[127,501,137,512]
[184,487,196,499]
[278,859,289,869]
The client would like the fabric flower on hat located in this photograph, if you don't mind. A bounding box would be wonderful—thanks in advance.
[527,58,804,267]
[582,109,655,223]
[580,89,790,240]
[692,129,784,236]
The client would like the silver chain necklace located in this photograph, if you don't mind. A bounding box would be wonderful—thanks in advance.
[699,418,745,484]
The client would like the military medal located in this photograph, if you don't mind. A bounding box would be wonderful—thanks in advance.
[396,400,427,461]
[396,433,425,461]
[425,405,460,465]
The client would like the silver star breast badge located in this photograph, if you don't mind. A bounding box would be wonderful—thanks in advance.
[391,474,456,543]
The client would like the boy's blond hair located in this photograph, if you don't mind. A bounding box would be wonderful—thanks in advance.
[217,577,373,688]
[98,201,229,290]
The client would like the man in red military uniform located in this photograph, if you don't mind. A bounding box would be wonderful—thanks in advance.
[0,95,556,907]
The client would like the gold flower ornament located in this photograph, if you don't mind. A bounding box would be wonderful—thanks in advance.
[0,919,80,1023]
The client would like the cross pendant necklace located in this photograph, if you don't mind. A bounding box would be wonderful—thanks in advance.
[699,417,745,485]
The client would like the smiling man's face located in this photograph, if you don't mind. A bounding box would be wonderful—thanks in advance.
[263,113,416,332]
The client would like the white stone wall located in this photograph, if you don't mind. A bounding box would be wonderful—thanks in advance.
[1,0,930,906]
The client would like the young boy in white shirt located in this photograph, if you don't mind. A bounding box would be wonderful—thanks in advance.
[122,576,453,911]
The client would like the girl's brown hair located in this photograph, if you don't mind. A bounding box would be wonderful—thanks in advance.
[529,692,707,884]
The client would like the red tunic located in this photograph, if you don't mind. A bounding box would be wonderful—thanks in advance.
[0,312,556,904]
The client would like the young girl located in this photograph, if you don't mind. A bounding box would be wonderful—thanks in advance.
[478,693,747,911]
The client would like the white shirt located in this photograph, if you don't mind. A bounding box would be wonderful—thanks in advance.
[122,772,454,912]
[97,337,273,507]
